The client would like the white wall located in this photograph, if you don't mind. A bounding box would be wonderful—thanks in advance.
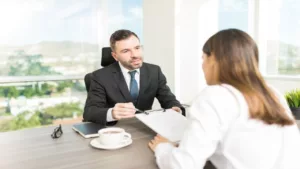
[143,0,176,92]
[143,0,213,105]
[175,0,216,104]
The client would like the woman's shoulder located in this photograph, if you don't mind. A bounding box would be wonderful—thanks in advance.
[194,84,291,117]
[266,85,293,117]
[196,84,243,101]
[265,84,288,106]
[198,85,229,96]
[192,84,244,112]
[267,84,284,98]
[189,84,245,125]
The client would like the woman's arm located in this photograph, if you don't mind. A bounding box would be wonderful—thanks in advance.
[154,98,224,169]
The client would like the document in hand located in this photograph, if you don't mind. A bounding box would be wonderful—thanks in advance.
[135,109,188,142]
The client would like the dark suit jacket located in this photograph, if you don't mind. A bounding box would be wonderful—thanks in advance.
[83,62,184,125]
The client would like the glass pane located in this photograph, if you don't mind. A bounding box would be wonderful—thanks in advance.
[0,80,86,132]
[218,0,249,32]
[102,0,143,45]
[262,0,300,75]
[0,0,102,76]
[0,0,143,76]
[277,0,300,75]
[0,0,143,132]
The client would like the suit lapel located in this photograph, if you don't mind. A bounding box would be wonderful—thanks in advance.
[137,63,150,105]
[112,63,133,102]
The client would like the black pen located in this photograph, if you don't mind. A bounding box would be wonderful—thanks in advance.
[135,108,143,113]
[135,108,149,115]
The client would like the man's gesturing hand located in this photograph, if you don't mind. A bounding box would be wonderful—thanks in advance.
[112,102,136,120]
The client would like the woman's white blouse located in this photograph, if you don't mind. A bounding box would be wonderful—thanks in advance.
[154,84,300,169]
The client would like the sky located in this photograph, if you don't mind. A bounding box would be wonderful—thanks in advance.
[0,0,298,46]
[0,0,143,45]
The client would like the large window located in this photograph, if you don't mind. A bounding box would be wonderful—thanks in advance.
[0,0,101,76]
[217,0,300,76]
[0,0,143,132]
[258,0,300,76]
[218,0,248,32]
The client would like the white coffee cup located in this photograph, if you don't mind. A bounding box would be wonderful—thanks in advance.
[98,127,131,146]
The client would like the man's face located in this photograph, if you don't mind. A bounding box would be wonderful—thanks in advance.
[111,35,143,70]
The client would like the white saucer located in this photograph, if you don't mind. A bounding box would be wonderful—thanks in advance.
[90,138,133,150]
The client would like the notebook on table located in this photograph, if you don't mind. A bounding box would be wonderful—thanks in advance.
[135,109,188,142]
[72,122,106,138]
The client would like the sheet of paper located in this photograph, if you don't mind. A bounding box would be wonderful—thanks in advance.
[135,109,188,142]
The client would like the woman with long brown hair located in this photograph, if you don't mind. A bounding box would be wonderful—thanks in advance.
[149,29,300,169]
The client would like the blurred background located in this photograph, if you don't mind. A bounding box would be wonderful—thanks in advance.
[0,0,299,132]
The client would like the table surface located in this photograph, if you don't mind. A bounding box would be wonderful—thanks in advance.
[0,118,159,169]
[1,118,299,169]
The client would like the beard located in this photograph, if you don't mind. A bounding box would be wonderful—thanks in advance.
[120,57,143,70]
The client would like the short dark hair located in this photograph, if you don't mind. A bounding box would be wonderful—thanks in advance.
[110,29,139,51]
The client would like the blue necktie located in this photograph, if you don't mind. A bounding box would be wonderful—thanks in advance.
[129,70,139,102]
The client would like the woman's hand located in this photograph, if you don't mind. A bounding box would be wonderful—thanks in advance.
[148,134,177,152]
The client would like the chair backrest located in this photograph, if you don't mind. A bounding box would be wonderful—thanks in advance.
[84,47,116,92]
[101,47,116,67]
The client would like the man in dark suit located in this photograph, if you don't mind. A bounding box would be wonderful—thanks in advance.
[83,29,184,125]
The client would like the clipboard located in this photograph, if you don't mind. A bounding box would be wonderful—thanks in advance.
[135,109,188,142]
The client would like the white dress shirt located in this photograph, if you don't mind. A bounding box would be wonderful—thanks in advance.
[106,62,140,122]
[154,84,300,169]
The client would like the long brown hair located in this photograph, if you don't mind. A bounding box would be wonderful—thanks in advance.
[203,29,294,126]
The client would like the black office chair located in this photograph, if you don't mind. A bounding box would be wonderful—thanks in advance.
[84,47,116,92]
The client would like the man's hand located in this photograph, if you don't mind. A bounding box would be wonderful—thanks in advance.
[172,106,181,113]
[112,102,136,120]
